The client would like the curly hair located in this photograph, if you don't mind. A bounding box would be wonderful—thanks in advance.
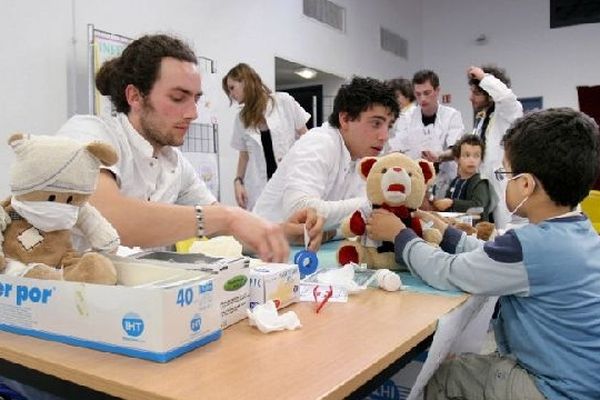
[328,77,399,128]
[503,108,600,208]
[385,77,415,102]
[452,134,486,160]
[96,34,197,114]
[468,64,511,95]
[222,63,272,129]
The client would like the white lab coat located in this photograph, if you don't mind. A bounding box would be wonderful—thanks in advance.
[57,113,217,252]
[58,114,216,206]
[386,102,417,153]
[253,123,366,231]
[474,74,523,229]
[230,92,310,210]
[396,104,465,197]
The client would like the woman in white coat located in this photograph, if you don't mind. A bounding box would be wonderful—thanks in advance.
[385,77,417,153]
[223,63,310,210]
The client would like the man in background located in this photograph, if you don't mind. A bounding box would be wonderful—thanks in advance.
[401,70,464,198]
[468,64,523,228]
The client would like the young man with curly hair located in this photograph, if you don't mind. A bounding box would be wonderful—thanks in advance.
[253,76,399,233]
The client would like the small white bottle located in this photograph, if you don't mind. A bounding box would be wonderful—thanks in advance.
[375,269,402,292]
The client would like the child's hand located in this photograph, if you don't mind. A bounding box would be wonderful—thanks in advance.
[367,209,406,242]
[433,198,453,211]
[413,210,449,235]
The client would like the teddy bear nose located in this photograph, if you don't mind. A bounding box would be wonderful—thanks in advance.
[393,167,403,172]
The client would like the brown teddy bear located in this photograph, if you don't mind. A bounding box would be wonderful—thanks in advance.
[440,215,496,241]
[337,152,442,270]
[474,221,496,241]
[0,133,120,284]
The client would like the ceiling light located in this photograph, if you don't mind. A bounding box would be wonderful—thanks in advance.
[294,67,317,79]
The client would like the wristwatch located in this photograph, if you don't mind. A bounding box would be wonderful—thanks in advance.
[194,205,205,237]
[234,176,244,185]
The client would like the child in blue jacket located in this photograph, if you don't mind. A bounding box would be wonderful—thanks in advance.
[367,108,600,400]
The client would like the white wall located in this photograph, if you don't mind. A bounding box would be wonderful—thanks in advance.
[0,0,422,204]
[0,1,73,195]
[422,0,600,129]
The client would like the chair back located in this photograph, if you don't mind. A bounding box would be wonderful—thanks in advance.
[581,190,600,234]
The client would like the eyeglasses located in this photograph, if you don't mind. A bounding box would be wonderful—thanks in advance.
[494,167,512,181]
[494,167,523,182]
[494,167,531,182]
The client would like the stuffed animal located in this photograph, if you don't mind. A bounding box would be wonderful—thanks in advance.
[441,215,496,241]
[0,133,120,284]
[474,221,496,241]
[337,152,443,270]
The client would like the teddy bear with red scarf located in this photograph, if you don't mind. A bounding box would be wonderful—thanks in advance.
[337,152,442,271]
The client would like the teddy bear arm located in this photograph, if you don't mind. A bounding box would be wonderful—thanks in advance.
[422,228,443,245]
[0,206,10,232]
[0,206,10,270]
[348,210,366,236]
[340,215,351,237]
[75,204,120,253]
[414,216,442,245]
[340,210,366,238]
[475,221,496,241]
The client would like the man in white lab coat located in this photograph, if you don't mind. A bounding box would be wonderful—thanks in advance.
[253,77,399,233]
[58,34,321,259]
[468,65,523,229]
[398,70,465,198]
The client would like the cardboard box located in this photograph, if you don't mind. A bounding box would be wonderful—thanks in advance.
[248,263,300,310]
[0,257,221,363]
[132,251,250,328]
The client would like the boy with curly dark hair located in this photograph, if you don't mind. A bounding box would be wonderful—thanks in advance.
[367,107,600,400]
[254,77,398,232]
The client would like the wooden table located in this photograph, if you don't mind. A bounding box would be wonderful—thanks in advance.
[0,289,467,400]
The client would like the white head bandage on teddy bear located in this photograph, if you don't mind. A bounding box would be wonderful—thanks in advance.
[9,134,107,196]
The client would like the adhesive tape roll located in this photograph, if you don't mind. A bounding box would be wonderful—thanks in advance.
[294,250,318,278]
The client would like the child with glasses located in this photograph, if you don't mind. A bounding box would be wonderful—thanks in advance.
[366,108,600,400]
[433,134,491,221]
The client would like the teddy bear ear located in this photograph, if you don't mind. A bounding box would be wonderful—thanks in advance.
[417,159,436,184]
[358,157,378,179]
[7,132,27,149]
[86,141,118,167]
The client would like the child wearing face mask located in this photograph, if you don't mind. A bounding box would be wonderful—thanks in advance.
[366,108,600,400]
[432,134,491,221]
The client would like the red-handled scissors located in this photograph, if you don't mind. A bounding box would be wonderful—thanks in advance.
[313,285,333,314]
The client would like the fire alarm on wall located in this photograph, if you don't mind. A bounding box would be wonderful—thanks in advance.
[442,94,452,104]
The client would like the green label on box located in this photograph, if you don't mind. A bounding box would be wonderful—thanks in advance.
[223,275,248,291]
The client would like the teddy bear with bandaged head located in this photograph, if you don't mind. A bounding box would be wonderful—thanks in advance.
[0,133,120,284]
[337,152,442,270]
